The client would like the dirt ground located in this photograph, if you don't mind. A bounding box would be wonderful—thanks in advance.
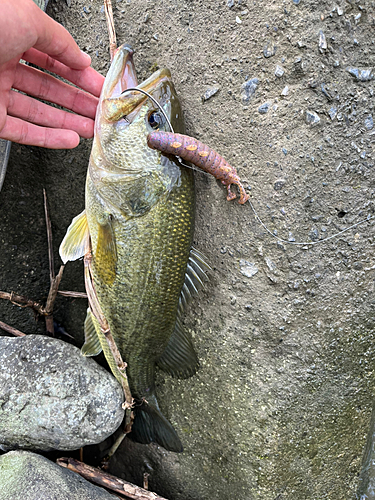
[1,0,375,499]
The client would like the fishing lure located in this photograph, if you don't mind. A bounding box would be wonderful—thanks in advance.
[147,131,250,205]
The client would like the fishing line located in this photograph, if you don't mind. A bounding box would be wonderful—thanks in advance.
[121,87,175,133]
[247,197,373,246]
[121,88,371,246]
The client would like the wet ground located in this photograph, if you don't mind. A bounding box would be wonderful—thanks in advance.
[1,1,375,499]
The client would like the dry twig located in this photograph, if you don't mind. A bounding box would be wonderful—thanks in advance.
[43,188,55,282]
[58,290,88,299]
[0,320,26,337]
[104,0,117,61]
[57,458,169,500]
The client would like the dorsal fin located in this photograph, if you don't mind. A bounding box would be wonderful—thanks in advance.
[59,210,89,264]
[156,318,199,379]
[81,309,103,357]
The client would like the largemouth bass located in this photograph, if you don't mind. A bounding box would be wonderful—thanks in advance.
[60,44,209,452]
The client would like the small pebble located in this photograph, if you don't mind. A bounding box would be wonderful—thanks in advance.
[281,85,289,96]
[337,6,343,15]
[282,147,288,155]
[274,179,286,191]
[365,115,374,130]
[293,0,301,4]
[306,110,321,125]
[263,41,276,58]
[202,87,220,102]
[319,30,327,51]
[275,65,284,77]
[346,67,374,81]
[328,107,337,120]
[236,16,242,24]
[240,260,259,278]
[258,102,271,114]
[241,78,259,103]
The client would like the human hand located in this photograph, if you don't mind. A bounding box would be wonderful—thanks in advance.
[0,0,105,149]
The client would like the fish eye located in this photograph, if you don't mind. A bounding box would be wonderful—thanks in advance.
[148,111,164,129]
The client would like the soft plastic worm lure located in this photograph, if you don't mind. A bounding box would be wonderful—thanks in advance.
[147,131,250,204]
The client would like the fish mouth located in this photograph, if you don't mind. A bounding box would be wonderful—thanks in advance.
[101,44,138,100]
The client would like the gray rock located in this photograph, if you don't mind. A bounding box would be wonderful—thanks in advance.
[346,67,374,81]
[365,115,374,130]
[328,107,337,120]
[263,41,276,58]
[306,110,321,125]
[239,260,258,277]
[202,87,219,102]
[258,102,271,114]
[0,335,124,451]
[275,65,284,77]
[274,178,286,190]
[0,451,116,500]
[319,30,327,51]
[241,78,259,103]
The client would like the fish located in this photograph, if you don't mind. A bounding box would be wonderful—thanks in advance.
[59,44,210,452]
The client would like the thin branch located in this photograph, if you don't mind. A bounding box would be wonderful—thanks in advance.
[84,250,133,410]
[58,290,88,299]
[0,320,26,337]
[43,188,55,281]
[57,458,169,500]
[0,291,45,315]
[104,0,117,61]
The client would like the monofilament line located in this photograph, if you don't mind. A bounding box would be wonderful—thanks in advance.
[247,198,373,246]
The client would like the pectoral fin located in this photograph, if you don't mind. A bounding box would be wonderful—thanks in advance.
[59,210,89,264]
[81,309,102,357]
[95,214,117,286]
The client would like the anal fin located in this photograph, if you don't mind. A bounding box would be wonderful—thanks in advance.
[157,318,199,379]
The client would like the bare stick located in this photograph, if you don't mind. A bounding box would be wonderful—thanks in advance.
[0,291,45,315]
[57,458,169,500]
[84,250,133,410]
[104,0,117,61]
[44,264,65,335]
[143,473,149,491]
[0,320,26,337]
[43,188,55,281]
[58,291,88,299]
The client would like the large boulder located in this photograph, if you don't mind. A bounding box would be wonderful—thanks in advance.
[0,451,116,500]
[0,335,124,451]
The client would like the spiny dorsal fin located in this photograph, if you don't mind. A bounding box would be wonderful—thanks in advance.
[59,210,89,264]
[157,318,199,379]
[178,247,211,313]
[95,214,117,286]
[81,309,102,357]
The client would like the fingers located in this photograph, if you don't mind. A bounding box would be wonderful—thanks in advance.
[7,90,94,139]
[28,1,92,70]
[0,116,81,149]
[0,0,91,70]
[13,63,99,119]
[23,48,104,98]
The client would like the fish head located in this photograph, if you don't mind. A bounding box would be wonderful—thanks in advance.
[92,44,183,175]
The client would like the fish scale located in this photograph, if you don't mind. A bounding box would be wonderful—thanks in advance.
[87,167,195,397]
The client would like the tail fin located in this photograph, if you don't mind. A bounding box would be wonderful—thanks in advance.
[129,394,183,453]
